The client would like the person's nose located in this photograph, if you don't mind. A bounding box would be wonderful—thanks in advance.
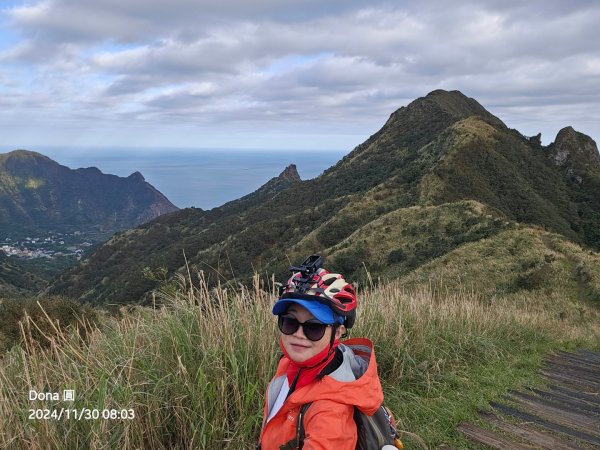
[293,323,307,339]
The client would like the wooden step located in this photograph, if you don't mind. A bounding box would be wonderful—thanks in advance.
[551,356,600,373]
[490,402,600,446]
[509,390,600,418]
[507,393,599,437]
[457,422,533,450]
[478,411,584,450]
[454,350,600,449]
[541,370,600,391]
[547,384,600,404]
[545,362,600,384]
[526,387,600,415]
[575,349,600,364]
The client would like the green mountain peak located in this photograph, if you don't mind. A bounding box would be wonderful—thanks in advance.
[46,91,600,306]
[0,150,179,240]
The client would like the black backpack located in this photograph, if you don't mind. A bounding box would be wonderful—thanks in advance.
[279,402,403,450]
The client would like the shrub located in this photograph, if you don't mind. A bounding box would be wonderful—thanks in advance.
[511,265,550,292]
[316,215,362,247]
[388,249,406,264]
[332,245,371,275]
[0,296,98,353]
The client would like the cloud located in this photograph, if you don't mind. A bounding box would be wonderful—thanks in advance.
[0,0,599,148]
[6,0,369,43]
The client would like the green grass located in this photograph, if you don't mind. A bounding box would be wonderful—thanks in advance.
[388,329,552,448]
[1,270,598,449]
[352,280,598,448]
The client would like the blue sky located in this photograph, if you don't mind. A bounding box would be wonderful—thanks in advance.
[1,0,599,152]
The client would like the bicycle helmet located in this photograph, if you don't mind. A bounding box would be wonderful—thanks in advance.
[274,256,357,328]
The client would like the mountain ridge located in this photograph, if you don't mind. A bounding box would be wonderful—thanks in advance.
[46,90,600,305]
[0,149,179,239]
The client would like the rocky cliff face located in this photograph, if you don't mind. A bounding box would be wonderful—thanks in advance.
[278,164,301,182]
[551,127,600,166]
[252,164,302,196]
[548,127,600,183]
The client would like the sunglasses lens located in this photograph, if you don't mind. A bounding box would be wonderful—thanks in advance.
[303,323,327,341]
[278,316,328,341]
[278,316,299,335]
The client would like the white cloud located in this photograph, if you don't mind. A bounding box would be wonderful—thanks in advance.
[0,0,599,149]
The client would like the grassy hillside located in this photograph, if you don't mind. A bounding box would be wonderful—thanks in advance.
[48,166,303,304]
[420,117,586,243]
[1,262,598,448]
[47,90,600,306]
[400,227,600,308]
[0,252,47,297]
[286,200,508,281]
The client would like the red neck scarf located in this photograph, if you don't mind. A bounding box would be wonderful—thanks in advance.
[280,337,339,392]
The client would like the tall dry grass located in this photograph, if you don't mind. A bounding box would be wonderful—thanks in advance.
[1,271,598,449]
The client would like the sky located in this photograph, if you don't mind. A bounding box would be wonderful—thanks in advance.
[0,0,599,152]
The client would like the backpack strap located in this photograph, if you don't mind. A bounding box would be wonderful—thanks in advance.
[279,403,312,450]
[297,403,312,448]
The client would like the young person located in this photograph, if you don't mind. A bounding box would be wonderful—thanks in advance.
[258,257,387,450]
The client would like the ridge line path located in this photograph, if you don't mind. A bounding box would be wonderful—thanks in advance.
[450,349,600,449]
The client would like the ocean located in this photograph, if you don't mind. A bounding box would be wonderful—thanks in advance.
[36,148,349,210]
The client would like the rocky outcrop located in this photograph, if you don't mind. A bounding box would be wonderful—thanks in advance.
[278,164,301,183]
[550,127,600,166]
[548,127,600,184]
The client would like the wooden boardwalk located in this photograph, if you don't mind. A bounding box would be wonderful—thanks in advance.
[455,349,600,449]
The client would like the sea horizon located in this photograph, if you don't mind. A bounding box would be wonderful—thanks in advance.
[1,146,348,210]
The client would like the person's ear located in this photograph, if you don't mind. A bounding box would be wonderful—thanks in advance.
[335,325,346,340]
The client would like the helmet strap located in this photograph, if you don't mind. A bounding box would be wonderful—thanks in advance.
[341,325,349,339]
[328,325,336,350]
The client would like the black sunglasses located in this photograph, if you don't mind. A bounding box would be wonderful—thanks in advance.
[277,315,332,341]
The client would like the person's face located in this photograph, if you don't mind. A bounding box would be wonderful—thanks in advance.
[280,304,344,363]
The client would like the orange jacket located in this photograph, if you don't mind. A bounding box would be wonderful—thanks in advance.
[259,338,384,450]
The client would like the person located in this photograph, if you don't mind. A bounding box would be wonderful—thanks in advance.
[257,256,385,450]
